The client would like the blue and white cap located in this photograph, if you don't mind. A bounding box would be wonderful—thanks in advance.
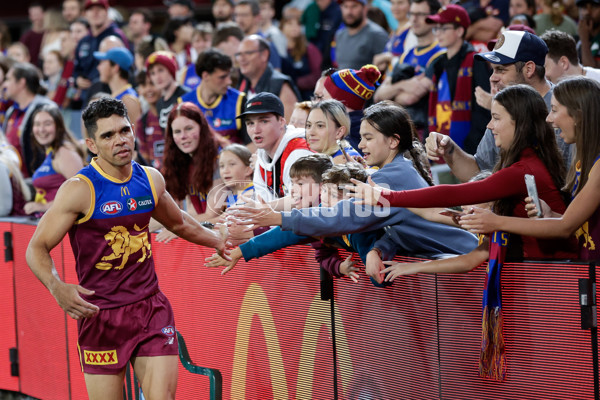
[476,31,548,67]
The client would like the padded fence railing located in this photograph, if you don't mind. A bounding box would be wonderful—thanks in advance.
[0,220,597,399]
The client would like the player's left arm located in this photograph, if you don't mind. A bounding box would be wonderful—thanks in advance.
[147,168,229,257]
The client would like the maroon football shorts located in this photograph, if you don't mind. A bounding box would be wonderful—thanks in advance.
[77,291,179,374]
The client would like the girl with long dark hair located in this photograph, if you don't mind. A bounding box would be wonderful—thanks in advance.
[461,77,600,260]
[25,104,85,216]
[349,85,576,260]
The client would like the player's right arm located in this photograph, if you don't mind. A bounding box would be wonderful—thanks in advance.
[26,177,100,320]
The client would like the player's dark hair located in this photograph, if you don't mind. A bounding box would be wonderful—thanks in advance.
[82,97,130,138]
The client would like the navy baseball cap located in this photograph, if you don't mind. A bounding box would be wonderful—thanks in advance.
[93,47,134,70]
[476,30,548,66]
[237,92,284,118]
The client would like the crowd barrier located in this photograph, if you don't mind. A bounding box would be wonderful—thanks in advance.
[0,220,596,399]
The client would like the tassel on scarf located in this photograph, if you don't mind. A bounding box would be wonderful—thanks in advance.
[479,231,509,381]
[479,305,507,381]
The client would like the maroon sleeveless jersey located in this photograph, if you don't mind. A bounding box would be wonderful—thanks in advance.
[68,159,159,309]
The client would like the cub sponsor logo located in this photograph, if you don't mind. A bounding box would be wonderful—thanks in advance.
[127,196,153,211]
[162,326,175,336]
[101,201,123,215]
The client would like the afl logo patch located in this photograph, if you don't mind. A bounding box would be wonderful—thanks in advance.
[162,326,175,336]
[100,201,123,215]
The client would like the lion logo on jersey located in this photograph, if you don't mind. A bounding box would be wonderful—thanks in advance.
[95,224,152,270]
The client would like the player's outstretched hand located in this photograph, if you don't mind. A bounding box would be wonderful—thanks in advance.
[51,282,99,320]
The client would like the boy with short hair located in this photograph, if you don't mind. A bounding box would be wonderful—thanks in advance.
[135,69,165,169]
[207,158,381,284]
[145,51,189,129]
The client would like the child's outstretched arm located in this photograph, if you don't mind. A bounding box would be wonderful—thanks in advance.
[339,255,359,283]
[205,247,243,275]
[313,242,360,283]
[381,241,489,282]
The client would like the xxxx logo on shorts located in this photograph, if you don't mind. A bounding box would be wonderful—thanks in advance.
[126,196,153,212]
[84,349,118,365]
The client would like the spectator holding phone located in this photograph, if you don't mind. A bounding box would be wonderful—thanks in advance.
[347,85,577,260]
[460,77,600,261]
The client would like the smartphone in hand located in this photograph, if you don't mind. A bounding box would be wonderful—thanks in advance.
[438,208,465,217]
[337,140,352,163]
[524,174,542,217]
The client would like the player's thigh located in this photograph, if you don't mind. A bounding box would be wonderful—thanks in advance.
[132,354,178,400]
[84,370,126,400]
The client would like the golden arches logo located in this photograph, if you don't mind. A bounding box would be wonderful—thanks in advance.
[231,283,353,399]
[121,186,130,196]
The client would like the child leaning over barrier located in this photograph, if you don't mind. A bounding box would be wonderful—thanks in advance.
[228,101,479,285]
[380,171,493,281]
[205,155,381,282]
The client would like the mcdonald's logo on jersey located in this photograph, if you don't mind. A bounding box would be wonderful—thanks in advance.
[121,186,130,196]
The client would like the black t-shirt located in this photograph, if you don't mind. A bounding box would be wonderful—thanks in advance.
[157,85,189,130]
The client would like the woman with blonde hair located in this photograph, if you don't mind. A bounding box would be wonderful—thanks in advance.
[305,99,360,164]
[40,8,69,60]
